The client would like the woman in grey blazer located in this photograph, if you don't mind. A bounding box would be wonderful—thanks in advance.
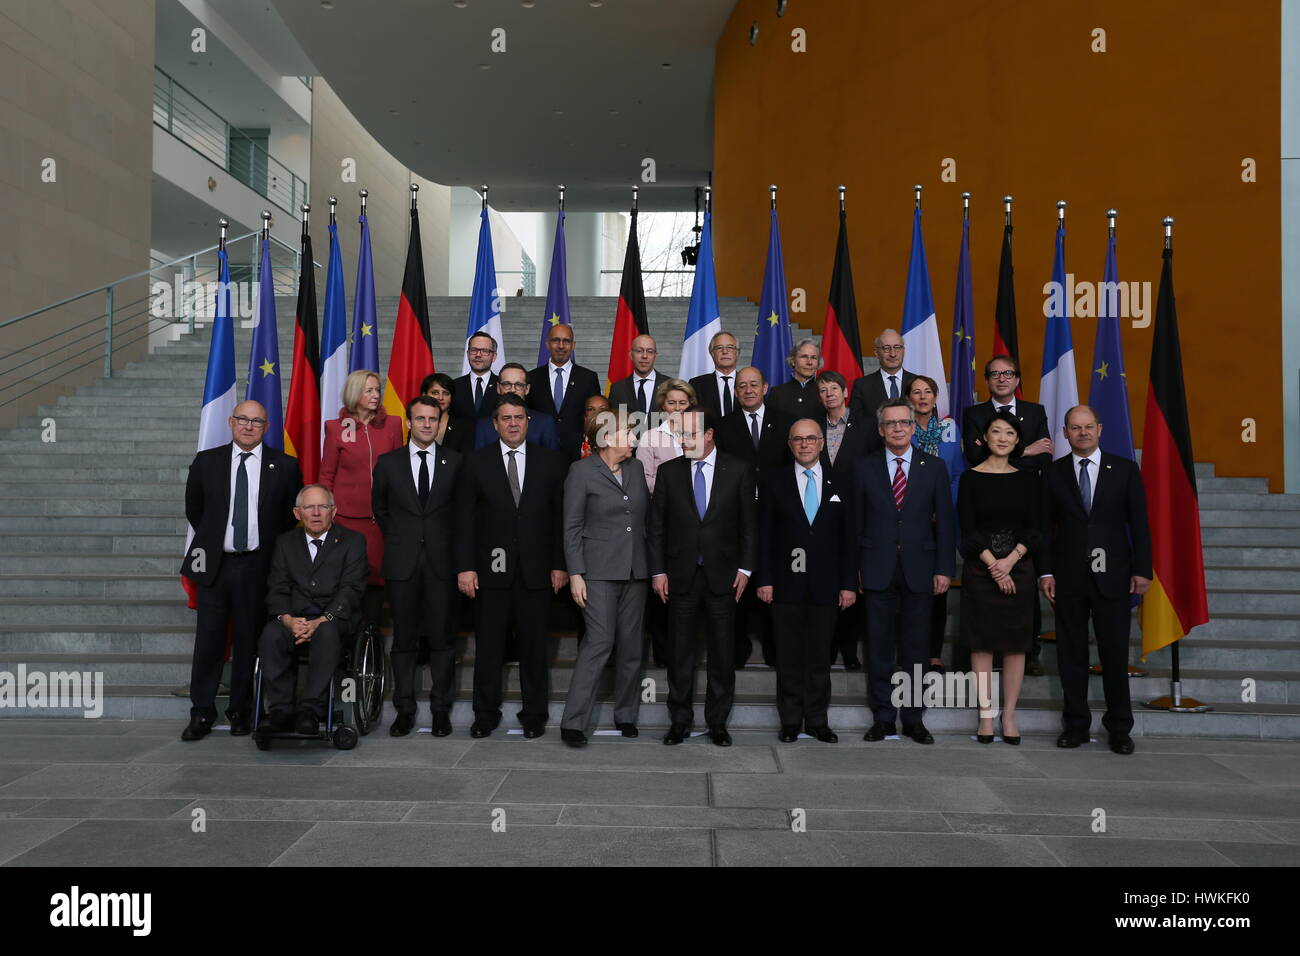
[560,410,650,747]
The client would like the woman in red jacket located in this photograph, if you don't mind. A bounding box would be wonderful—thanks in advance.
[320,370,405,605]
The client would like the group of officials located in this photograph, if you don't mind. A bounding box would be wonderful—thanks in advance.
[180,323,1152,756]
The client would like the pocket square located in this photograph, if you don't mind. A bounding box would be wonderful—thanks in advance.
[829,494,842,503]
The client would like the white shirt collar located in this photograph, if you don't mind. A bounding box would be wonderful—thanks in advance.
[887,445,914,464]
[305,529,327,545]
[233,443,262,461]
[991,396,1017,414]
[409,440,435,457]
[715,368,736,381]
[796,460,822,481]
[742,404,764,423]
[500,440,526,458]
[471,370,492,383]
[549,358,574,375]
[692,447,718,469]
[1073,448,1101,470]
[634,370,656,383]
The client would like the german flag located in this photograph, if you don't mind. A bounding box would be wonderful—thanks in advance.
[606,206,648,390]
[383,203,434,435]
[991,221,1022,398]
[821,208,864,385]
[284,227,321,483]
[1140,243,1209,659]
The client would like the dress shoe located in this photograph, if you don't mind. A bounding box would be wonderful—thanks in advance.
[709,727,732,747]
[778,726,800,743]
[228,713,252,736]
[470,720,496,739]
[844,659,863,671]
[1109,733,1135,755]
[560,728,587,747]
[808,726,838,743]
[1025,658,1045,677]
[266,709,295,733]
[616,722,639,738]
[663,723,689,746]
[181,715,213,742]
[1000,719,1020,746]
[295,711,320,736]
[390,712,415,737]
[976,733,994,745]
[903,723,934,744]
[1056,731,1087,748]
[863,721,895,742]
[522,719,546,739]
[431,712,453,737]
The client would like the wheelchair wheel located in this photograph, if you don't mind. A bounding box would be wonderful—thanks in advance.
[352,623,386,736]
[332,725,359,750]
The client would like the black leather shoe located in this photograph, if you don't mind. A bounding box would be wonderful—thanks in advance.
[779,726,800,743]
[1109,733,1135,755]
[1000,721,1020,746]
[616,722,638,738]
[561,728,587,747]
[522,719,546,739]
[431,712,453,737]
[181,715,212,741]
[709,727,732,747]
[1025,658,1045,677]
[844,659,863,671]
[976,734,994,744]
[1056,731,1087,748]
[663,723,689,745]
[390,712,415,737]
[809,726,838,743]
[903,723,934,744]
[228,713,252,736]
[470,720,495,739]
[266,710,294,733]
[863,721,895,742]
[295,711,320,736]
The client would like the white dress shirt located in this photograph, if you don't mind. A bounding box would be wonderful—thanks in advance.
[885,444,914,482]
[549,359,575,406]
[1073,448,1101,507]
[743,403,765,435]
[223,442,263,553]
[795,460,823,508]
[408,440,437,490]
[879,368,905,400]
[500,439,526,489]
[713,368,737,410]
[470,370,493,403]
[991,397,1018,416]
[677,446,749,577]
[304,529,327,562]
[632,371,658,409]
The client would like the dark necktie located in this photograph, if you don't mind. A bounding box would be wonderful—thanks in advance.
[888,375,899,399]
[474,377,484,412]
[998,405,1011,414]
[722,376,733,416]
[309,538,322,564]
[749,412,760,449]
[636,377,648,416]
[1079,458,1093,513]
[553,367,565,412]
[232,451,251,551]
[892,457,907,509]
[417,450,430,507]
[506,449,522,506]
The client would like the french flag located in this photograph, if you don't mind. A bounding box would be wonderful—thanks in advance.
[1041,216,1079,459]
[319,218,349,430]
[900,204,949,418]
[464,204,505,374]
[678,207,720,381]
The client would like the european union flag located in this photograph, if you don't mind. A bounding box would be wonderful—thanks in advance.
[537,210,571,366]
[949,214,976,430]
[1089,231,1135,458]
[247,237,283,449]
[349,210,379,373]
[752,208,792,387]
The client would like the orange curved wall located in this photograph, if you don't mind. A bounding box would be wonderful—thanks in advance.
[712,0,1281,488]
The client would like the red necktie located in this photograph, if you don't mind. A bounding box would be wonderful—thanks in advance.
[892,457,907,509]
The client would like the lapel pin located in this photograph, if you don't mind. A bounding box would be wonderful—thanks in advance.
[1105,464,1113,470]
[269,463,275,470]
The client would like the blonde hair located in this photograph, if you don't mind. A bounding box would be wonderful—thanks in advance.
[653,378,697,410]
[342,369,381,412]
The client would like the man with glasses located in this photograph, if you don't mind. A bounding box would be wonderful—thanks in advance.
[609,334,661,417]
[452,331,500,420]
[526,323,602,457]
[181,401,302,741]
[473,362,562,454]
[848,329,917,451]
[688,330,743,422]
[852,398,954,745]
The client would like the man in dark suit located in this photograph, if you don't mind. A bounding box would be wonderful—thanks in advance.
[1040,405,1152,755]
[847,328,916,451]
[257,484,367,737]
[472,362,563,454]
[688,330,741,420]
[608,334,661,418]
[526,323,602,455]
[649,407,756,747]
[714,365,791,667]
[372,396,465,737]
[765,338,822,418]
[853,398,954,744]
[456,395,569,739]
[755,419,857,743]
[180,400,301,741]
[451,331,500,420]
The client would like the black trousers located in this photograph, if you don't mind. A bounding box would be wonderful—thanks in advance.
[928,589,948,661]
[864,564,932,726]
[1056,579,1135,736]
[190,550,264,721]
[387,554,455,716]
[734,585,774,667]
[832,599,864,666]
[772,603,837,729]
[258,619,343,719]
[667,568,736,729]
[643,588,669,665]
[474,579,551,723]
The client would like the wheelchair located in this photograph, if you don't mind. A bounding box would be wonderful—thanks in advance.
[251,620,387,750]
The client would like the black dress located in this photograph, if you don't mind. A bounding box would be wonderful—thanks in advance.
[957,469,1042,653]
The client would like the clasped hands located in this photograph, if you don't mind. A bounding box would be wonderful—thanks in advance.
[280,614,325,645]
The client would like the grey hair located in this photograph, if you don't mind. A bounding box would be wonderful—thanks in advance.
[295,484,336,509]
[875,397,916,428]
[787,337,820,368]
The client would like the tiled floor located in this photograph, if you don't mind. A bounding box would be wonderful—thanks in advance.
[0,719,1297,866]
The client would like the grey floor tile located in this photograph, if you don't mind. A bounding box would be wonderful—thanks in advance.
[271,821,712,866]
[134,739,339,766]
[797,810,953,833]
[491,769,708,807]
[0,765,42,789]
[0,719,133,736]
[944,812,1280,843]
[454,739,780,773]
[1126,737,1300,757]
[1259,821,1300,843]
[983,777,1300,821]
[133,765,508,803]
[0,735,174,764]
[557,805,789,829]
[1207,841,1300,866]
[404,803,562,825]
[323,738,474,768]
[0,799,43,818]
[4,819,313,866]
[1016,751,1254,783]
[711,772,1008,812]
[1205,755,1300,786]
[176,798,415,823]
[776,745,1046,779]
[0,819,80,864]
[713,829,1061,866]
[1037,837,1237,867]
[0,763,178,798]
[18,797,193,820]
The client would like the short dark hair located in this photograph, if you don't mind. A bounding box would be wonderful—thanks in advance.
[420,372,454,396]
[909,374,939,396]
[468,331,498,351]
[815,369,847,391]
[985,409,1025,458]
[493,394,527,417]
[984,354,1020,379]
[406,395,440,418]
[499,362,528,377]
[682,405,718,435]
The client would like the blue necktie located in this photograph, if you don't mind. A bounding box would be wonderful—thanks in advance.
[803,468,818,524]
[552,367,564,412]
[232,451,251,551]
[1079,458,1093,514]
[693,460,707,517]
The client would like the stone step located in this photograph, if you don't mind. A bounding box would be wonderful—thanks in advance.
[1201,527,1300,547]
[0,467,188,481]
[1040,637,1298,671]
[1200,509,1300,528]
[1196,477,1269,494]
[0,599,195,626]
[1202,546,1300,567]
[0,440,195,456]
[0,497,182,517]
[0,574,187,599]
[1207,589,1300,614]
[1198,492,1300,510]
[0,553,181,573]
[0,481,183,499]
[1204,567,1300,589]
[0,532,182,553]
[0,515,186,532]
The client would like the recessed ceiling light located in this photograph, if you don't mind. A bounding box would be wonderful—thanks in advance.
[388,109,399,114]
[478,63,491,70]
[453,0,467,7]
[553,109,564,115]
[661,62,672,70]
[320,0,333,8]
[589,1,603,7]
[521,0,535,6]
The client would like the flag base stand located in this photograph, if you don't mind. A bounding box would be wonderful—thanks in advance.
[1142,681,1212,713]
[1090,664,1149,678]
[1039,630,1056,642]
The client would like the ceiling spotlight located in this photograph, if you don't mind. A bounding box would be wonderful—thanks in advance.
[478,63,491,70]
[320,0,333,8]
[749,23,759,44]
[521,0,535,6]
[588,1,604,7]
[661,62,672,70]
[607,108,619,115]
[453,0,467,8]
[776,0,788,15]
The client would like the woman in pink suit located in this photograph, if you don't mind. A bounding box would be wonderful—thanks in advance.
[635,379,696,495]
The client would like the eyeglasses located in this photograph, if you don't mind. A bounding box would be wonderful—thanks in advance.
[789,436,823,445]
[988,370,1018,380]
[232,416,268,428]
[298,504,334,512]
[877,344,904,353]
[710,344,739,353]
[882,420,914,429]
[631,347,657,355]
[467,346,496,356]
[498,381,528,392]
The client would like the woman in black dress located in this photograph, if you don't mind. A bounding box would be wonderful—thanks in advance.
[956,411,1042,745]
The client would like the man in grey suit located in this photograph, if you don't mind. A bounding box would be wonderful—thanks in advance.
[559,411,651,747]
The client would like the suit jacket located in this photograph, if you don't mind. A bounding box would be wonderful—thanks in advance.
[852,449,956,592]
[181,442,302,587]
[962,399,1051,472]
[451,372,498,421]
[848,367,917,441]
[371,442,464,581]
[265,524,368,626]
[1040,452,1153,599]
[562,453,650,581]
[714,407,793,491]
[473,411,563,454]
[439,414,474,455]
[456,442,567,589]
[648,450,757,595]
[814,410,874,480]
[765,376,819,418]
[755,465,856,606]
[609,372,660,415]
[688,370,738,420]
[527,362,602,452]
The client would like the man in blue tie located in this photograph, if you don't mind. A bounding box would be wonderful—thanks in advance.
[754,420,858,742]
[526,323,601,457]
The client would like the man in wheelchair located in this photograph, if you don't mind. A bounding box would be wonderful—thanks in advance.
[256,484,367,738]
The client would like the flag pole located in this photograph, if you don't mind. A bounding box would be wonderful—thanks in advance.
[328,196,336,226]
[359,188,367,216]
[1057,199,1066,228]
[411,181,419,211]
[1107,207,1117,238]
[838,184,846,213]
[962,191,970,222]
[704,184,711,214]
[914,183,922,211]
[770,183,777,211]
[302,202,310,236]
[632,184,638,213]
[261,209,270,242]
[219,217,228,251]
[1004,195,1013,228]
